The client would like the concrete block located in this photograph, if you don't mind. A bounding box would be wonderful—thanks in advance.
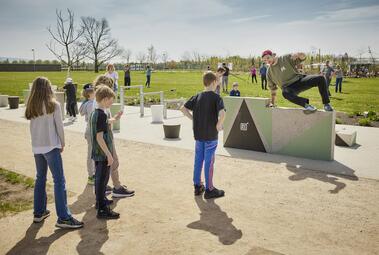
[223,96,335,161]
[110,103,122,131]
[0,95,9,107]
[54,92,65,120]
[335,130,357,147]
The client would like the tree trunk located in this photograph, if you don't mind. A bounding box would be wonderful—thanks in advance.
[94,57,99,73]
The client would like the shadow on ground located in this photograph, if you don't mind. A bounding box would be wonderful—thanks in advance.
[187,196,242,245]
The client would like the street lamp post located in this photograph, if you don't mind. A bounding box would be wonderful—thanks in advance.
[32,49,35,72]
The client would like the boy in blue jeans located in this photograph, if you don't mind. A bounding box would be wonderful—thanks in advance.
[181,72,226,199]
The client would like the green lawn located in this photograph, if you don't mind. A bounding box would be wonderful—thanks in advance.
[0,71,378,113]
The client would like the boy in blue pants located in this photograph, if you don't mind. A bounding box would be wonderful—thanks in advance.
[181,72,226,199]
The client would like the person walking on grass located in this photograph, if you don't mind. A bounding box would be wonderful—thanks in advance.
[334,65,343,93]
[221,63,230,93]
[260,63,268,90]
[145,65,152,88]
[124,64,131,89]
[262,50,333,113]
[25,77,83,229]
[181,72,226,199]
[250,65,257,84]
[321,60,334,96]
[105,63,119,92]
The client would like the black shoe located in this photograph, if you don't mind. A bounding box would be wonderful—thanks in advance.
[105,185,112,195]
[33,210,50,223]
[95,198,114,209]
[112,185,135,198]
[194,184,205,196]
[55,217,84,229]
[97,207,120,219]
[204,188,225,199]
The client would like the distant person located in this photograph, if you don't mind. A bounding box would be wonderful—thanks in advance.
[229,82,241,97]
[250,66,257,83]
[221,63,230,93]
[215,67,226,95]
[63,77,77,121]
[79,84,95,185]
[145,65,152,88]
[124,64,131,89]
[262,49,333,113]
[260,63,268,90]
[321,60,334,96]
[25,77,83,229]
[181,72,226,199]
[334,65,343,93]
[105,63,119,92]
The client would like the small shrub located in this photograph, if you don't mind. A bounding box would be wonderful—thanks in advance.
[367,111,378,121]
[353,111,363,116]
[358,118,372,127]
[348,112,355,118]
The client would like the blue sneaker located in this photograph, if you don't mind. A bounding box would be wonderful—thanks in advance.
[324,104,334,112]
[303,104,317,114]
[55,217,84,229]
[33,210,50,223]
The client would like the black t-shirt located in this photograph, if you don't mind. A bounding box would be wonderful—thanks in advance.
[184,91,225,141]
[63,83,76,103]
[223,66,229,76]
[96,109,108,134]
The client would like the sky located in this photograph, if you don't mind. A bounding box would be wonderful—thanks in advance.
[0,0,378,62]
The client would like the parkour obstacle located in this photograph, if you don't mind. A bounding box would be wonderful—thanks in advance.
[223,96,336,161]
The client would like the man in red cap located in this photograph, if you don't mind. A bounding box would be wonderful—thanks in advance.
[261,50,333,113]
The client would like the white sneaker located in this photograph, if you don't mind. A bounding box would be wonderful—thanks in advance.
[304,104,317,114]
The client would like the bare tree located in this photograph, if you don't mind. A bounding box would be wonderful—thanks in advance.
[123,49,132,63]
[136,51,146,64]
[71,41,88,69]
[81,16,123,72]
[147,45,159,65]
[46,9,84,76]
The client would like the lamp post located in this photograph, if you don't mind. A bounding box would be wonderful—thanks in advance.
[31,49,35,72]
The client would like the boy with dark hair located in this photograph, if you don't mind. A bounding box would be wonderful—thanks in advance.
[262,49,333,113]
[181,72,226,199]
[90,85,120,219]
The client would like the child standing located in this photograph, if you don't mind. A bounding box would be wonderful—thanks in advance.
[181,72,226,199]
[93,75,135,198]
[145,65,152,88]
[90,85,120,219]
[229,82,241,97]
[79,84,96,185]
[250,66,257,83]
[63,78,77,121]
[25,77,83,229]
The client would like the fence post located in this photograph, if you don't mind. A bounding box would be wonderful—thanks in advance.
[139,85,144,117]
[120,86,124,111]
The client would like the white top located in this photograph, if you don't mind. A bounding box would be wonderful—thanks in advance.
[105,71,119,88]
[30,102,65,154]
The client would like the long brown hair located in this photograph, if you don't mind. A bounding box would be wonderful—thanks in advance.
[25,77,56,120]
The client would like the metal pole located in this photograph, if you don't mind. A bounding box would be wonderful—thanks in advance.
[120,86,124,111]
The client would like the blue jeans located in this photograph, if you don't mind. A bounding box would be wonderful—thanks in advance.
[194,140,218,190]
[34,148,71,220]
[335,77,343,92]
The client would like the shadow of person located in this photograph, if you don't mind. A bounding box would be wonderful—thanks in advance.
[287,166,358,194]
[75,185,121,255]
[6,222,76,255]
[187,196,242,245]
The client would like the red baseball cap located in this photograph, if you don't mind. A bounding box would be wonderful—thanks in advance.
[262,50,273,57]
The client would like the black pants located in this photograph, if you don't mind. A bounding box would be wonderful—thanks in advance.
[261,75,267,90]
[145,75,151,87]
[251,74,257,83]
[67,101,76,117]
[124,76,131,89]
[95,161,110,210]
[282,75,330,107]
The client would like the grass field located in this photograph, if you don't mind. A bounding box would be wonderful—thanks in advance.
[0,71,378,113]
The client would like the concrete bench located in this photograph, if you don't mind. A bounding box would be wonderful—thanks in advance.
[335,130,357,147]
[223,96,335,161]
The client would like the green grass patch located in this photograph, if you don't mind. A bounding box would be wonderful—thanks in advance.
[0,168,34,188]
[0,71,378,113]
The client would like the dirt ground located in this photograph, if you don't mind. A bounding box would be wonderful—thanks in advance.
[0,119,378,255]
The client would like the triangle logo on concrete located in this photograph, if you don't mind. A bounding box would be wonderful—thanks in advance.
[224,99,266,152]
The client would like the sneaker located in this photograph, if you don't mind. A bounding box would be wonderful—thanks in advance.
[303,104,317,114]
[87,176,95,185]
[112,185,135,198]
[106,185,112,195]
[204,188,225,199]
[324,104,334,112]
[97,207,120,219]
[95,198,114,209]
[194,184,205,196]
[55,217,84,229]
[33,210,50,223]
